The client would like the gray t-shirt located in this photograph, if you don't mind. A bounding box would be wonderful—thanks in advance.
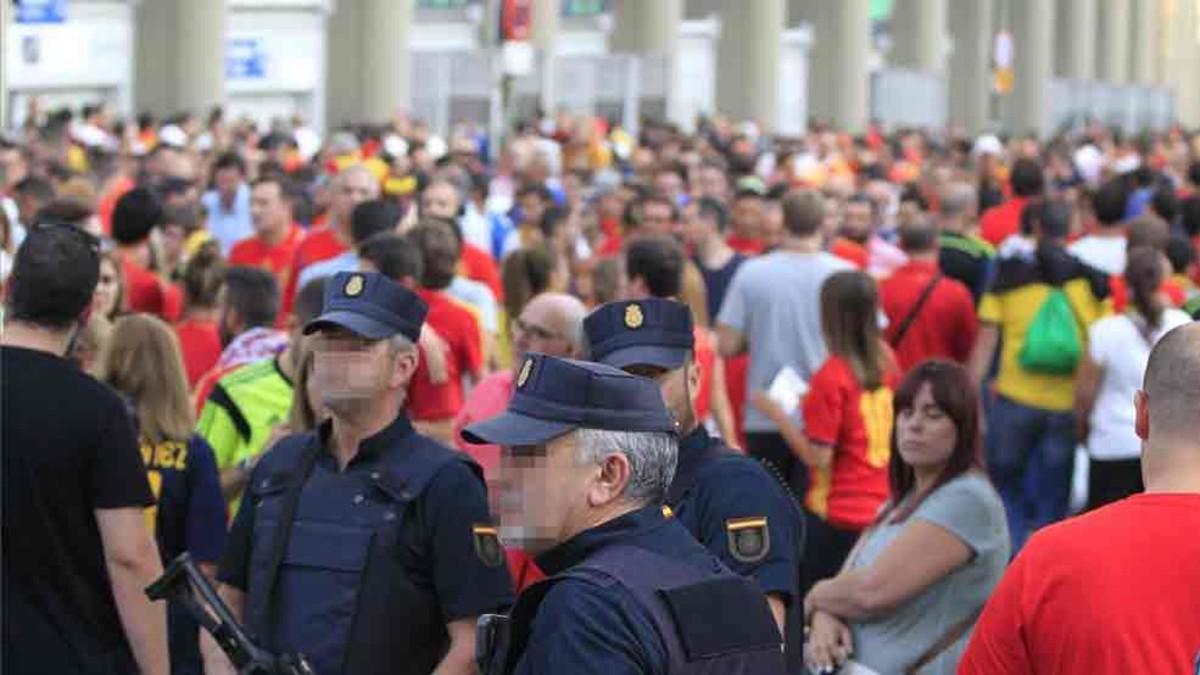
[716,250,851,432]
[848,472,1010,674]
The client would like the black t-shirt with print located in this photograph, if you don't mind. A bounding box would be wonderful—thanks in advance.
[2,346,155,674]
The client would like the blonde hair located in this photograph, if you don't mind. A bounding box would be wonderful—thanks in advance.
[99,314,194,443]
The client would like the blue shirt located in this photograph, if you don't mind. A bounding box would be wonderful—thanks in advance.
[201,185,253,256]
[296,251,359,293]
[516,506,713,675]
[669,426,801,602]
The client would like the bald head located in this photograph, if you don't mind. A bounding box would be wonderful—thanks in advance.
[512,293,588,369]
[1142,323,1200,446]
[938,182,978,225]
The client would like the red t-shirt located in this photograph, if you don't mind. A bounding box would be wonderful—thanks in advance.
[723,353,750,450]
[830,237,869,270]
[228,226,304,295]
[960,493,1200,675]
[460,243,504,301]
[1108,274,1187,313]
[174,318,222,389]
[802,355,898,530]
[280,227,349,321]
[979,197,1030,246]
[879,260,978,372]
[726,234,767,256]
[406,289,485,421]
[121,256,182,322]
[693,327,716,423]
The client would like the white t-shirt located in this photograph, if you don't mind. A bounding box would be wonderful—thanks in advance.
[1068,236,1127,276]
[1086,309,1191,460]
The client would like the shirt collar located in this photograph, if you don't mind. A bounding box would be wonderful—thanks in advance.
[316,410,417,468]
[535,504,671,576]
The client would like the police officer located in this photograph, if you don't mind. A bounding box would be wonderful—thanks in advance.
[583,298,806,672]
[205,271,514,675]
[463,354,786,674]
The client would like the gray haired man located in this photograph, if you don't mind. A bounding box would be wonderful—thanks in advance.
[464,354,786,674]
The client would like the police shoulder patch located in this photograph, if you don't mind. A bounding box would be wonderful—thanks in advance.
[725,516,770,564]
[472,524,504,568]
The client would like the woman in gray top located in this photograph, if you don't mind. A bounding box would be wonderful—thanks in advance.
[804,360,1010,674]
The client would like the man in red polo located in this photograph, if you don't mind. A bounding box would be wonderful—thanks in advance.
[229,176,303,294]
[880,216,978,372]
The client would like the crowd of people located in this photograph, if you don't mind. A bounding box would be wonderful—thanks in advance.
[2,101,1200,675]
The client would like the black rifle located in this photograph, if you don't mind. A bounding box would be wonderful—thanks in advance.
[144,552,316,675]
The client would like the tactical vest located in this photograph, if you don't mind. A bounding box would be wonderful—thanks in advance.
[481,543,786,675]
[245,432,483,675]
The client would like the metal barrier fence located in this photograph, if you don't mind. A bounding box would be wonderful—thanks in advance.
[1047,79,1174,134]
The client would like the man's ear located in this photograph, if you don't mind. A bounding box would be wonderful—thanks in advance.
[390,345,419,389]
[1134,389,1150,441]
[587,453,631,508]
[686,357,701,408]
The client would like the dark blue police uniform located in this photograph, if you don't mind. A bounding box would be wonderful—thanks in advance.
[584,299,806,672]
[463,355,786,675]
[218,272,514,675]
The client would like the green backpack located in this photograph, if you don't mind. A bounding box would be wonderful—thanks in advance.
[1019,288,1082,375]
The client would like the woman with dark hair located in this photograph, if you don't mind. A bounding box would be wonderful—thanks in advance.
[1074,246,1191,509]
[754,270,900,590]
[803,361,1010,675]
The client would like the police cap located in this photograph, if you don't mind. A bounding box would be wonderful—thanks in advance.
[584,298,694,370]
[303,271,427,341]
[461,354,676,447]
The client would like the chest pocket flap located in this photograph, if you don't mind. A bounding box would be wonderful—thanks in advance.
[284,520,373,573]
[658,576,781,660]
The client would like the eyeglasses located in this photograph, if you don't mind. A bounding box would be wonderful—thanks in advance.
[511,317,563,342]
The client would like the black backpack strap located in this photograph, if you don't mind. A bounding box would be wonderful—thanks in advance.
[890,272,943,348]
[258,437,323,651]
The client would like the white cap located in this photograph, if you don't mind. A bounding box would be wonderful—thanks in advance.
[972,134,1004,159]
[158,125,188,149]
[383,134,409,158]
[1112,154,1141,175]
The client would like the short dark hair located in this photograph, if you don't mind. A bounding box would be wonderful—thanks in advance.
[1023,199,1071,240]
[222,266,279,329]
[162,203,201,232]
[694,197,729,230]
[7,225,100,329]
[897,216,939,253]
[538,206,570,239]
[781,190,825,237]
[1092,179,1129,226]
[213,151,246,175]
[1188,161,1200,187]
[1181,196,1200,238]
[251,175,294,198]
[350,199,403,246]
[1009,158,1045,198]
[111,187,163,245]
[625,193,678,228]
[359,233,424,284]
[1152,184,1179,224]
[516,183,553,203]
[1165,235,1195,276]
[293,277,328,326]
[625,235,684,298]
[410,219,460,290]
[14,176,55,204]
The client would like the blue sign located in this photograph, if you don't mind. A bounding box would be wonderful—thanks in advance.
[225,38,267,80]
[15,0,68,24]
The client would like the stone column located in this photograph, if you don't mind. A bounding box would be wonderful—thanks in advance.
[714,0,785,131]
[1098,0,1132,83]
[891,0,949,73]
[1056,0,1098,80]
[1129,0,1158,84]
[807,0,871,132]
[532,0,559,115]
[948,0,993,133]
[361,0,413,122]
[0,0,9,129]
[1007,0,1054,135]
[174,0,227,115]
[1163,0,1200,125]
[612,0,682,54]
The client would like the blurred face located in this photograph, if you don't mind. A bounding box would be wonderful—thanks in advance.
[696,167,728,200]
[655,172,684,203]
[330,170,379,226]
[625,362,695,434]
[160,224,186,266]
[562,173,585,208]
[895,382,959,471]
[310,329,412,416]
[511,302,574,367]
[641,201,674,236]
[519,193,546,228]
[500,431,598,552]
[842,201,874,242]
[680,203,715,248]
[421,183,461,220]
[250,182,289,236]
[214,167,243,197]
[92,258,120,319]
[731,196,763,239]
[597,193,623,221]
[762,201,784,249]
